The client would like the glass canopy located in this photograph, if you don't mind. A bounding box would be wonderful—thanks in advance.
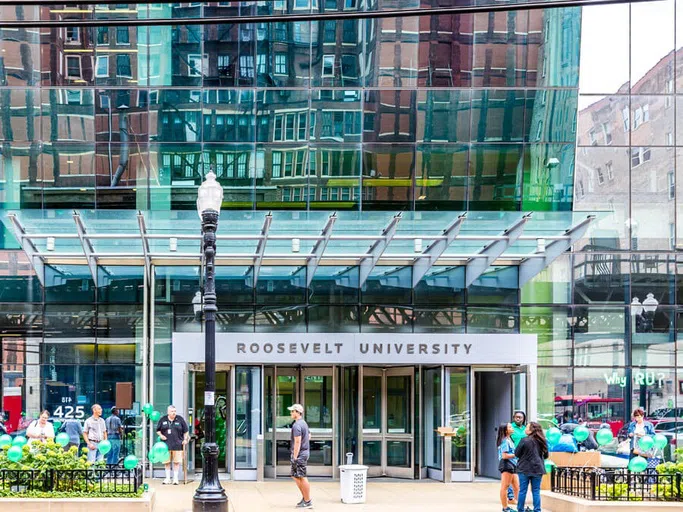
[3,210,598,288]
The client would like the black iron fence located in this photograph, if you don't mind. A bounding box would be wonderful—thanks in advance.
[0,466,143,495]
[551,466,683,502]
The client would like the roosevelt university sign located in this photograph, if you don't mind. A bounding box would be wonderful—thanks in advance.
[172,333,537,366]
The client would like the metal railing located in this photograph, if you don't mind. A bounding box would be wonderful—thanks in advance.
[551,466,683,502]
[0,466,143,495]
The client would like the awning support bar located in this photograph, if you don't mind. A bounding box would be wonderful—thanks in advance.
[518,215,595,287]
[73,212,99,284]
[411,214,466,287]
[465,213,531,287]
[251,213,273,288]
[306,213,337,287]
[358,214,402,288]
[8,214,46,286]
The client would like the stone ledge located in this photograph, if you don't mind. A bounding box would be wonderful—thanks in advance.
[0,488,155,512]
[541,490,681,512]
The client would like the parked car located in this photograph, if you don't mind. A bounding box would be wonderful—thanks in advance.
[648,408,683,426]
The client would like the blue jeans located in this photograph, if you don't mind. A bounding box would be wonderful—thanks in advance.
[87,441,103,463]
[106,438,121,465]
[518,473,542,512]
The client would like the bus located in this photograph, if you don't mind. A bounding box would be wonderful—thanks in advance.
[555,395,625,436]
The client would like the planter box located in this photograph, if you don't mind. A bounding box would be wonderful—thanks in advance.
[542,452,603,490]
[541,490,681,512]
[0,489,155,512]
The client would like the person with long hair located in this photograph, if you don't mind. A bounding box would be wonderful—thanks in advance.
[514,421,548,512]
[497,423,519,512]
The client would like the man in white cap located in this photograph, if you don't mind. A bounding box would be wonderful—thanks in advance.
[288,404,312,508]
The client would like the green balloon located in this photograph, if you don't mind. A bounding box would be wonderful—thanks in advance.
[546,427,562,446]
[653,433,668,451]
[150,410,161,422]
[12,435,27,447]
[53,421,62,431]
[98,439,112,455]
[0,434,11,448]
[596,429,614,446]
[638,435,654,452]
[153,441,169,459]
[142,403,154,416]
[573,425,589,443]
[7,445,22,462]
[123,455,138,470]
[55,432,70,447]
[628,456,648,473]
[544,459,556,473]
[148,450,158,464]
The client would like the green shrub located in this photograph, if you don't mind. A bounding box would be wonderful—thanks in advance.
[0,443,142,499]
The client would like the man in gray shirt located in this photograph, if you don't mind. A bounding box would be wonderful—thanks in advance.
[288,404,312,509]
[105,407,124,465]
[83,404,108,463]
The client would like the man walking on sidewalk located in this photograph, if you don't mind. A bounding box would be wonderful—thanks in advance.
[289,404,312,509]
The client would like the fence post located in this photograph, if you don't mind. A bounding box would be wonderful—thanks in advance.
[590,470,596,501]
[550,466,555,491]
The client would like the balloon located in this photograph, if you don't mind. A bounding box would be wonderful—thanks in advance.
[544,459,556,473]
[153,441,169,460]
[12,435,27,447]
[638,435,654,452]
[546,427,562,446]
[150,410,161,422]
[142,403,154,416]
[653,434,668,451]
[98,439,112,455]
[573,425,589,443]
[148,451,158,464]
[628,456,648,473]
[123,455,138,470]
[0,434,11,448]
[53,421,62,431]
[595,429,614,446]
[55,432,70,448]
[7,445,23,462]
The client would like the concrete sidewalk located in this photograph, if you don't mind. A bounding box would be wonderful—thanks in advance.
[150,479,504,512]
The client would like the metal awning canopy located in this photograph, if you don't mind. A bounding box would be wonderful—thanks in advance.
[3,210,596,287]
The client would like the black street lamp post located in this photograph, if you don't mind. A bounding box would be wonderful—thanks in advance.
[193,172,228,512]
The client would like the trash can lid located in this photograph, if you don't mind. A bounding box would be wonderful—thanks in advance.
[339,465,369,470]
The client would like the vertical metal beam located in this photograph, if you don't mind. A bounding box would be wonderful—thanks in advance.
[411,214,466,288]
[306,213,337,287]
[465,213,530,287]
[8,214,46,286]
[358,213,402,288]
[73,212,98,284]
[518,215,595,287]
[251,213,273,288]
[137,211,151,282]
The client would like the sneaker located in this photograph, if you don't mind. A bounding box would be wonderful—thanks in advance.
[173,479,179,485]
[296,500,313,508]
[162,478,171,485]
[296,499,305,507]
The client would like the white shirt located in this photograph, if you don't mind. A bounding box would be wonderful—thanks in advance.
[26,420,55,444]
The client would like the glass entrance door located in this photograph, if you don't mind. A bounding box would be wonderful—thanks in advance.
[191,366,231,473]
[361,367,414,479]
[270,367,336,478]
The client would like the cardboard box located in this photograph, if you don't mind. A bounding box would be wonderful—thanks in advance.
[549,451,601,468]
[435,426,454,436]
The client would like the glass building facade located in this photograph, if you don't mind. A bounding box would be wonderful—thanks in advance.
[1,0,683,478]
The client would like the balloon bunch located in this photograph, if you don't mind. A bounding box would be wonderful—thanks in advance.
[142,403,166,466]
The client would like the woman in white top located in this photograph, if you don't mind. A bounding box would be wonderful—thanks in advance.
[26,410,55,444]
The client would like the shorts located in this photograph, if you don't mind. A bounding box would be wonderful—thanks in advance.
[290,456,309,478]
[169,450,183,463]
